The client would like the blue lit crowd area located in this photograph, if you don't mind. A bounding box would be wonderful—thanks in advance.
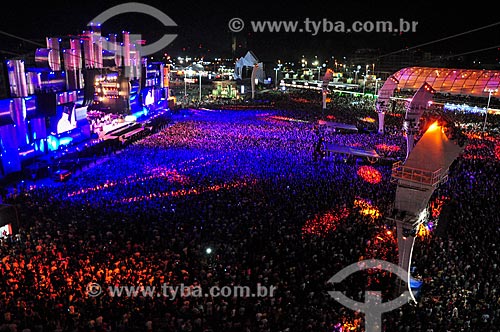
[0,84,499,332]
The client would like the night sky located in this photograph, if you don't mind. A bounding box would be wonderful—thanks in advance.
[0,0,499,64]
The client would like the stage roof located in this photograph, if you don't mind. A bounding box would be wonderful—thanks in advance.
[392,67,500,99]
[393,121,465,214]
[404,122,464,173]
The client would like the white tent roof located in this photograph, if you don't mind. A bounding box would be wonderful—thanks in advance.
[234,51,263,81]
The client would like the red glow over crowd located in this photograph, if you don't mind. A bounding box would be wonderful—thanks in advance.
[429,195,450,218]
[353,198,381,220]
[375,143,401,153]
[301,207,350,237]
[114,179,253,204]
[67,169,191,197]
[357,165,383,184]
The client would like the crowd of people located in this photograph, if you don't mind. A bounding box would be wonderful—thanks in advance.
[0,90,499,332]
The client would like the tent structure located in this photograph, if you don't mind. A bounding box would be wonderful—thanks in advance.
[234,51,265,99]
[234,51,265,82]
[375,67,500,136]
[392,67,500,99]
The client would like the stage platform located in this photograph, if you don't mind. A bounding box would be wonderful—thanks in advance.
[323,143,380,160]
[392,121,465,214]
[318,120,358,132]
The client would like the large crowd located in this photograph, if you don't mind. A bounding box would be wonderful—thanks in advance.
[1,90,499,332]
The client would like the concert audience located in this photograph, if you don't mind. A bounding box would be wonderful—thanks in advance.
[1,91,499,332]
